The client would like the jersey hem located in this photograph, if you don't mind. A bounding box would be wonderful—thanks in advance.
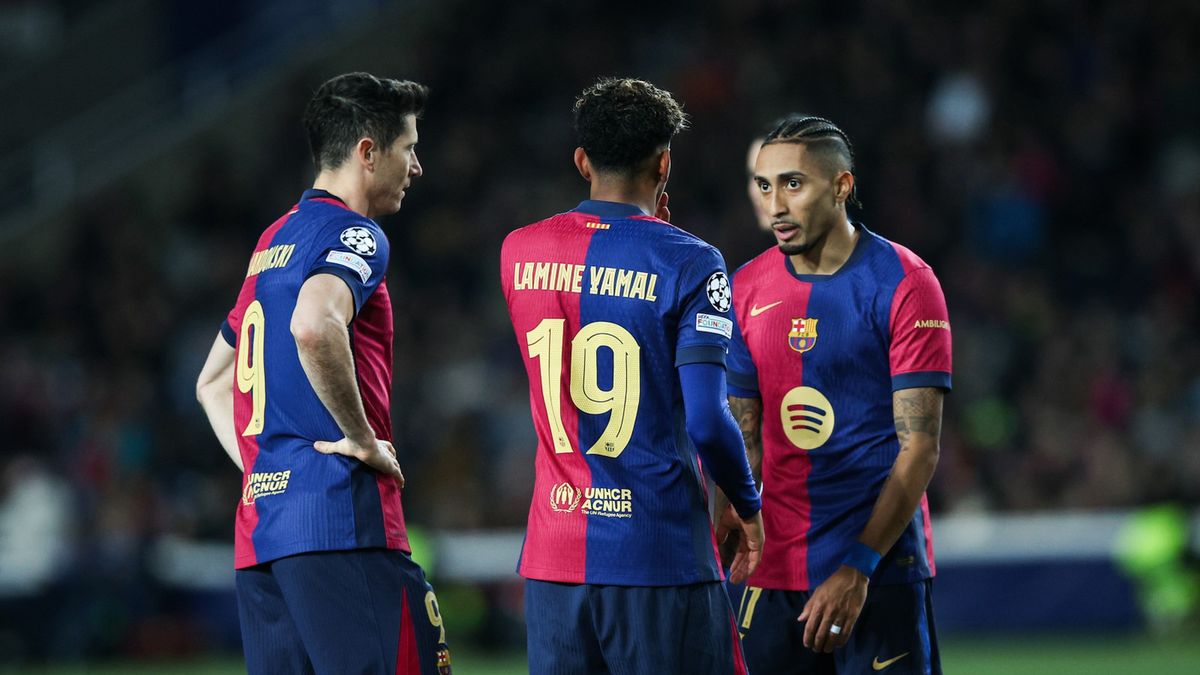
[234,539,411,570]
[519,565,722,587]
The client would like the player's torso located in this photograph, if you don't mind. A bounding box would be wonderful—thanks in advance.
[501,202,721,585]
[227,195,404,568]
[734,229,933,589]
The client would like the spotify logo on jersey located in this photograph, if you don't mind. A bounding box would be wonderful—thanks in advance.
[780,386,835,450]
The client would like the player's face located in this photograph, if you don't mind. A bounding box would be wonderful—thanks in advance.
[745,138,772,232]
[754,142,842,255]
[369,114,422,217]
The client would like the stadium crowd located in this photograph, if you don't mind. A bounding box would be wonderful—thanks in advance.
[1,0,1197,661]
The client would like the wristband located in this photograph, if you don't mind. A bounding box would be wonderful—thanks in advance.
[841,542,881,577]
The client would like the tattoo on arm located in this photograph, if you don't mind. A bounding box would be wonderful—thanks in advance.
[892,387,944,449]
[729,396,764,482]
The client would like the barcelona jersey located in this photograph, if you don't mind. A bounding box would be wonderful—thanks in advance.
[727,224,952,590]
[221,189,408,569]
[501,200,741,586]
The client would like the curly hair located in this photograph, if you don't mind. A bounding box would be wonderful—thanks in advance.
[573,78,689,173]
[303,72,429,172]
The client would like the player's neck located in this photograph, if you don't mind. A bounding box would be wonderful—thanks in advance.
[789,216,857,275]
[312,173,372,219]
[587,180,656,217]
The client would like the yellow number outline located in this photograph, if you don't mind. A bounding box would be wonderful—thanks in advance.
[526,319,642,458]
[236,300,266,436]
[424,590,447,644]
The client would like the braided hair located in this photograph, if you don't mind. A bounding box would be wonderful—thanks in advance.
[762,115,861,209]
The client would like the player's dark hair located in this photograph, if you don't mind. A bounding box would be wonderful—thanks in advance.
[303,72,429,172]
[764,115,861,208]
[574,78,689,175]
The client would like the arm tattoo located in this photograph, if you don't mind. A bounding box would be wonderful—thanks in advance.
[893,387,943,449]
[729,396,764,482]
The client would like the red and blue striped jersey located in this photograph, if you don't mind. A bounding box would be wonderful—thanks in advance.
[727,224,952,590]
[221,189,408,569]
[501,200,739,586]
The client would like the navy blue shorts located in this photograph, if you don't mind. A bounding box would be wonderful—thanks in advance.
[236,548,451,675]
[728,579,940,675]
[525,579,747,675]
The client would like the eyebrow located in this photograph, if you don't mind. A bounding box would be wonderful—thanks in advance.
[753,171,807,182]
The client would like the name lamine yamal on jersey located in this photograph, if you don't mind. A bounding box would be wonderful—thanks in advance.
[511,261,659,302]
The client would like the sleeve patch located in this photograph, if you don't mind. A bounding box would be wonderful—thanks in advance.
[705,271,731,312]
[339,226,378,255]
[325,250,372,283]
[695,313,733,338]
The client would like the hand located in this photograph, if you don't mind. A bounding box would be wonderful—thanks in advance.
[314,437,405,486]
[726,507,763,585]
[797,565,868,653]
[655,191,671,222]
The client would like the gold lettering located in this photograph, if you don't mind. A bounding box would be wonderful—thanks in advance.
[555,263,574,292]
[630,272,647,300]
[572,265,585,293]
[534,262,551,290]
[599,267,616,296]
[519,262,534,290]
[615,269,634,298]
[645,273,658,301]
[589,266,603,294]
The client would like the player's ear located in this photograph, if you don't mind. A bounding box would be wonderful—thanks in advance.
[655,148,671,187]
[574,147,592,183]
[834,170,854,206]
[356,137,376,172]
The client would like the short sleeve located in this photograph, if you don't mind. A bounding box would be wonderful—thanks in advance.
[305,219,390,315]
[675,246,734,368]
[726,310,759,397]
[889,267,952,391]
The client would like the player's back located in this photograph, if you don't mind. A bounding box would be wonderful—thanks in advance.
[501,200,735,586]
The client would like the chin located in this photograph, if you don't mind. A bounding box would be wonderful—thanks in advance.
[778,241,813,255]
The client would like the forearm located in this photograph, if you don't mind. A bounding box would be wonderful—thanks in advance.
[198,384,244,471]
[855,387,942,555]
[728,395,763,485]
[294,318,375,446]
[696,403,761,517]
[679,363,760,516]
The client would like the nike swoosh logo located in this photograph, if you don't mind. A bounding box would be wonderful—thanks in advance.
[872,652,910,671]
[749,300,782,317]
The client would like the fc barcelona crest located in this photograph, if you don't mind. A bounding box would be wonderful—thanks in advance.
[788,318,819,353]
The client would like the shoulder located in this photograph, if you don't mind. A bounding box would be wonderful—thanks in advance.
[732,246,781,286]
[860,226,932,276]
[503,212,575,249]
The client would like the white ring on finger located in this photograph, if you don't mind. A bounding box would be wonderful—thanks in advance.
[829,624,843,635]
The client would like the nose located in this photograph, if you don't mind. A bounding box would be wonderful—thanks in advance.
[410,152,422,178]
[766,186,787,217]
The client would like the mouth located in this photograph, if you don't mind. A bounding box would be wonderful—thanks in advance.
[772,221,800,243]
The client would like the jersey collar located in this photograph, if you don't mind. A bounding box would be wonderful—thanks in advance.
[784,222,872,282]
[301,188,348,204]
[571,199,648,218]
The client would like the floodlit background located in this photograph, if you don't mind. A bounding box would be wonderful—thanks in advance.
[1,0,1199,673]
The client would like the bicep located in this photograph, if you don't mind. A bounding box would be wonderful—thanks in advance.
[293,273,356,331]
[892,387,944,447]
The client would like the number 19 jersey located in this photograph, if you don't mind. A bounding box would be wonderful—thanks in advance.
[501,200,736,586]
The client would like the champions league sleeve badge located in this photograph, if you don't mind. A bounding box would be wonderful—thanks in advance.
[339,226,377,256]
[706,271,731,312]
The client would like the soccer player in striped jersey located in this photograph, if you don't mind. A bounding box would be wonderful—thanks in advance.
[196,73,451,675]
[501,78,765,674]
[717,115,951,674]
